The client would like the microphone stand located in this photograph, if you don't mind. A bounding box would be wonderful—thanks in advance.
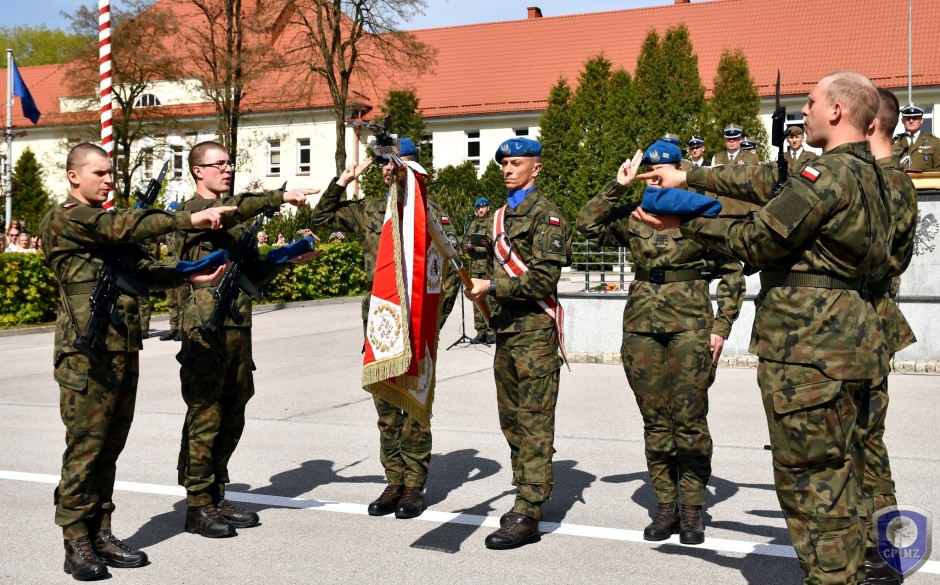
[447,212,480,350]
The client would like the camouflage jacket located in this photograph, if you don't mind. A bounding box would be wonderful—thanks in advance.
[577,181,744,338]
[688,162,779,207]
[873,156,918,354]
[681,141,891,379]
[482,188,572,333]
[40,196,196,360]
[172,190,287,332]
[465,215,492,275]
[311,178,460,322]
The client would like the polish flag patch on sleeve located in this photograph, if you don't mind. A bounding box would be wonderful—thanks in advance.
[549,216,561,226]
[440,216,450,225]
[800,166,821,183]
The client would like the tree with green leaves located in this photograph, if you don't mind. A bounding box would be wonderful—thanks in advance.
[429,161,479,223]
[11,148,52,233]
[0,25,86,67]
[632,25,706,151]
[537,78,577,218]
[705,49,768,160]
[478,160,505,210]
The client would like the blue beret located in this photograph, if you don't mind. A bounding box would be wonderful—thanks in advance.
[901,105,924,118]
[399,137,417,157]
[265,236,316,265]
[687,136,704,148]
[474,197,489,208]
[167,201,180,211]
[495,137,542,162]
[723,124,744,138]
[641,187,723,219]
[174,250,229,274]
[641,141,682,166]
[661,133,681,145]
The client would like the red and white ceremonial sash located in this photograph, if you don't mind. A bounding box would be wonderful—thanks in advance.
[362,161,443,426]
[492,204,568,366]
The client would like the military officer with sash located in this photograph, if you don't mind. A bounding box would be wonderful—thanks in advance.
[41,143,234,580]
[466,137,572,550]
[712,124,760,166]
[312,137,459,521]
[894,104,940,171]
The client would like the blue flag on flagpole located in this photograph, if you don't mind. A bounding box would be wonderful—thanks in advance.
[11,59,41,125]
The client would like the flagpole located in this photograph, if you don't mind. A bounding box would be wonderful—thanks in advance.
[5,49,12,229]
[99,0,115,209]
[908,0,913,106]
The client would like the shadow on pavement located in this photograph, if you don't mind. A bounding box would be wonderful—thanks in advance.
[656,543,804,585]
[425,448,501,507]
[542,459,596,523]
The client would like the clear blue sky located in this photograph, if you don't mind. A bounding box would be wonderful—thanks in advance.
[1,0,669,31]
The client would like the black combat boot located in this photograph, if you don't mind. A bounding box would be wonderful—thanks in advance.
[63,536,109,581]
[368,485,404,516]
[159,329,178,341]
[395,487,426,519]
[643,502,680,541]
[217,499,260,528]
[93,530,148,568]
[484,512,541,549]
[185,503,237,538]
[863,550,903,584]
[679,504,705,545]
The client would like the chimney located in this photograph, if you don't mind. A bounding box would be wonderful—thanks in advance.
[527,6,543,19]
[675,0,691,4]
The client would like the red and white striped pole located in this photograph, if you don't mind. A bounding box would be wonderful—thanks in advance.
[99,0,115,209]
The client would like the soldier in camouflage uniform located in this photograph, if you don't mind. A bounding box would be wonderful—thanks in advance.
[172,141,316,538]
[466,137,572,550]
[858,88,918,585]
[577,140,744,546]
[40,143,233,581]
[466,197,495,343]
[159,233,184,341]
[312,138,459,520]
[635,72,891,584]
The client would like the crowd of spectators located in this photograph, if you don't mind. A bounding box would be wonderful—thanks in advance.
[3,219,41,253]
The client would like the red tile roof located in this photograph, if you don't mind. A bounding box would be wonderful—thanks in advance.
[2,0,939,129]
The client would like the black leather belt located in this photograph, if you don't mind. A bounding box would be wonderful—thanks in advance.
[634,268,710,285]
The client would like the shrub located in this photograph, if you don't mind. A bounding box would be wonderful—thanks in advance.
[0,252,58,327]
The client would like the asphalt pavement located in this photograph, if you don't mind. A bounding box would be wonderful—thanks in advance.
[2,295,939,585]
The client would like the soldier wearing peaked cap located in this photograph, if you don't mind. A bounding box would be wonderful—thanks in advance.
[466,196,495,343]
[894,103,940,171]
[784,125,816,175]
[712,124,760,166]
[466,136,572,550]
[687,136,710,167]
[633,71,892,584]
[577,140,743,547]
[40,143,235,581]
[311,136,460,522]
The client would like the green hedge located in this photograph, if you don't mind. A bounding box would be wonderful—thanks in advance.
[0,241,367,329]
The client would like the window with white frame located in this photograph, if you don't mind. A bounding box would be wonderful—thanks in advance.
[172,145,184,178]
[134,94,161,108]
[467,131,480,167]
[297,138,311,174]
[268,139,281,175]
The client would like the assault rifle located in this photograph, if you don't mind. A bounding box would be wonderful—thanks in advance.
[133,161,170,209]
[73,249,149,363]
[197,184,283,348]
[771,70,788,193]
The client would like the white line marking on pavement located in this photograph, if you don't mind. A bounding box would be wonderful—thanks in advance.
[4,469,938,574]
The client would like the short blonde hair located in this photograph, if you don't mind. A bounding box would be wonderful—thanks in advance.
[823,71,879,134]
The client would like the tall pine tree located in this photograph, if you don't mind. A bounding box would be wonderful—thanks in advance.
[478,160,506,210]
[11,147,52,233]
[537,78,577,219]
[706,49,769,160]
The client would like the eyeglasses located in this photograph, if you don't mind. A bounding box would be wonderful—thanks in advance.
[194,161,233,171]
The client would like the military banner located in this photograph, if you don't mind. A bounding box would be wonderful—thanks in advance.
[362,161,442,426]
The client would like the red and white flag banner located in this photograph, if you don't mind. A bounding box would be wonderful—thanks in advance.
[362,161,444,426]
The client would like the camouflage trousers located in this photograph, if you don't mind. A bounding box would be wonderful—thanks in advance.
[494,327,562,520]
[166,286,182,330]
[860,375,897,550]
[374,397,431,488]
[470,272,494,337]
[53,351,139,539]
[758,359,867,585]
[621,329,715,506]
[176,328,255,506]
[138,295,152,332]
